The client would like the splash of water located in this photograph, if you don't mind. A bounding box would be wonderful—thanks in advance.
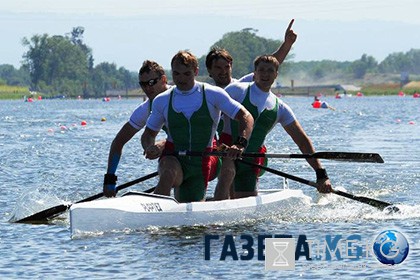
[8,188,69,222]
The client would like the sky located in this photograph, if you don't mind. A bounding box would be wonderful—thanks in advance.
[1,0,420,72]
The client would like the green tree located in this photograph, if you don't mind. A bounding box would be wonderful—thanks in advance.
[379,49,420,74]
[405,49,420,74]
[287,60,352,83]
[349,54,378,79]
[118,67,137,94]
[70,26,94,71]
[90,62,132,97]
[198,28,285,78]
[21,34,48,89]
[22,30,91,96]
[0,64,30,86]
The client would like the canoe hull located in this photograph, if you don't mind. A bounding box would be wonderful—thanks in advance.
[70,189,311,237]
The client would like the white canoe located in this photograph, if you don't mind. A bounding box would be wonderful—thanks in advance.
[70,188,311,237]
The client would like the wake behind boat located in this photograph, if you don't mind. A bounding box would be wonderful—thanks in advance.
[70,188,311,237]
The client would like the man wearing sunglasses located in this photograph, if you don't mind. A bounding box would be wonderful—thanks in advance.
[103,60,170,197]
[141,51,254,203]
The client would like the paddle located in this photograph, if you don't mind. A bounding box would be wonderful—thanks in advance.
[174,151,384,163]
[14,171,159,223]
[236,159,399,212]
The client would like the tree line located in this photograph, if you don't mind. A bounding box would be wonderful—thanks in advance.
[1,26,420,98]
[0,27,138,98]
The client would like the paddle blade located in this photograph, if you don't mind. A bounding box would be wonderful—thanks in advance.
[314,152,384,163]
[332,190,399,212]
[13,172,159,224]
[14,204,70,223]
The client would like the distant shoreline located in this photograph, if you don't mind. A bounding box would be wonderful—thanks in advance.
[2,92,419,101]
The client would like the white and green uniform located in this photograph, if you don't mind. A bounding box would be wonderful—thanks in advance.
[223,82,296,192]
[107,99,156,175]
[128,99,153,130]
[147,82,243,202]
[216,73,254,137]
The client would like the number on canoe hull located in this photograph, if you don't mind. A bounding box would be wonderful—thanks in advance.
[140,202,163,212]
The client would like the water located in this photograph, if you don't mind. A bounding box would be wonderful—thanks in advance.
[0,96,419,279]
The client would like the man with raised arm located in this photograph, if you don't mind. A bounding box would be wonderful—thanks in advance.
[204,19,299,199]
[214,55,333,200]
[205,19,297,88]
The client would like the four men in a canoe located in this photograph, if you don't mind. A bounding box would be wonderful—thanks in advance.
[104,19,332,202]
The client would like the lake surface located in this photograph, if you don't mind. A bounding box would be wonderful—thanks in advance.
[0,96,419,279]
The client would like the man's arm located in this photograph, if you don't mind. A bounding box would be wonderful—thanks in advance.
[271,19,297,65]
[106,122,139,174]
[141,127,160,159]
[234,107,254,142]
[283,120,319,169]
[224,106,254,158]
[103,122,139,197]
[283,120,332,193]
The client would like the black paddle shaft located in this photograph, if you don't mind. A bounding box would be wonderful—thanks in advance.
[237,159,398,212]
[175,151,384,163]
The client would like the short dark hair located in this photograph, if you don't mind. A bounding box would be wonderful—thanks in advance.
[138,60,165,81]
[205,47,233,69]
[253,55,279,71]
[171,50,198,70]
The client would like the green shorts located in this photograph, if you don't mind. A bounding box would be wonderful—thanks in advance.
[175,155,220,202]
[233,157,267,193]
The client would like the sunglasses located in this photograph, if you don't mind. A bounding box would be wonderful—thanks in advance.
[139,77,161,87]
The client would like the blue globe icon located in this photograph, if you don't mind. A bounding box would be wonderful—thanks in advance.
[372,230,409,265]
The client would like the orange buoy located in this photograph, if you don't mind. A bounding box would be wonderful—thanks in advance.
[81,120,87,126]
[312,100,321,108]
